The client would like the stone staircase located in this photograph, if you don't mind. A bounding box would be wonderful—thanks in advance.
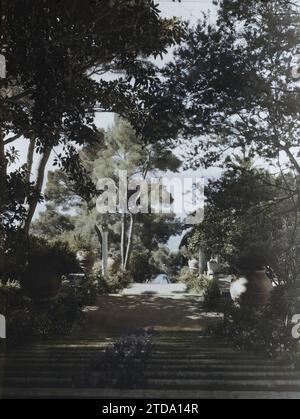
[0,331,299,399]
[145,332,300,399]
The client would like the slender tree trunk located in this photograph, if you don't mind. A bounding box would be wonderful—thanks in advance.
[25,137,35,184]
[94,224,102,257]
[0,129,7,276]
[124,213,134,271]
[121,213,127,269]
[95,223,108,277]
[102,225,108,277]
[122,162,150,272]
[23,146,52,235]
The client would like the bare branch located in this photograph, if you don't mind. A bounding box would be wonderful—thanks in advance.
[4,133,22,145]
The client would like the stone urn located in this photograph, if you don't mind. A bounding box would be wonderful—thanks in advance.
[76,249,95,274]
[188,259,199,273]
[230,270,273,306]
[207,259,220,276]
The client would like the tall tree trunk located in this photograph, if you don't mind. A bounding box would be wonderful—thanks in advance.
[94,223,102,257]
[121,162,150,272]
[101,224,108,277]
[95,223,108,278]
[124,213,134,271]
[25,137,35,184]
[121,213,127,270]
[23,146,52,235]
[0,129,7,276]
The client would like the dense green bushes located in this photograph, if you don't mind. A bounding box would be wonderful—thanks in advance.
[177,268,218,295]
[177,267,205,293]
[105,271,132,293]
[213,286,297,358]
[1,270,133,348]
[0,277,100,348]
[4,233,79,286]
[6,295,84,348]
[0,280,23,311]
[0,228,142,349]
[24,238,79,277]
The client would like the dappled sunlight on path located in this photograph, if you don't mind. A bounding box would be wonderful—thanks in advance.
[122,282,188,296]
[74,293,223,336]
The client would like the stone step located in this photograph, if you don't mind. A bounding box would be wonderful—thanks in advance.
[0,353,267,363]
[2,360,95,367]
[151,347,258,353]
[2,388,300,399]
[4,377,73,387]
[3,363,294,377]
[4,375,299,390]
[147,358,287,366]
[4,358,282,369]
[146,378,300,391]
[0,353,104,360]
[145,364,294,372]
[151,342,230,346]
[145,371,300,379]
[4,368,299,379]
[153,336,227,340]
[3,369,79,376]
[151,346,235,351]
[152,342,239,346]
[151,346,245,351]
[3,366,294,378]
[150,353,266,360]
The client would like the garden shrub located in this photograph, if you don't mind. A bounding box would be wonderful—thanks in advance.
[68,271,131,297]
[105,271,132,293]
[212,287,297,359]
[23,237,79,280]
[63,275,102,306]
[178,267,218,296]
[32,295,84,338]
[129,251,152,283]
[19,238,79,301]
[76,329,153,389]
[3,234,79,283]
[3,285,86,348]
[0,280,24,311]
[6,307,36,348]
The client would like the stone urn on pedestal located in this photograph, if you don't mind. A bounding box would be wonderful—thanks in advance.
[207,259,221,276]
[230,252,273,306]
[188,258,199,273]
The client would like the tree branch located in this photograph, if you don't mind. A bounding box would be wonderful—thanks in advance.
[4,134,22,145]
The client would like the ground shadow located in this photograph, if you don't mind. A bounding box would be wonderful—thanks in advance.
[73,295,223,336]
